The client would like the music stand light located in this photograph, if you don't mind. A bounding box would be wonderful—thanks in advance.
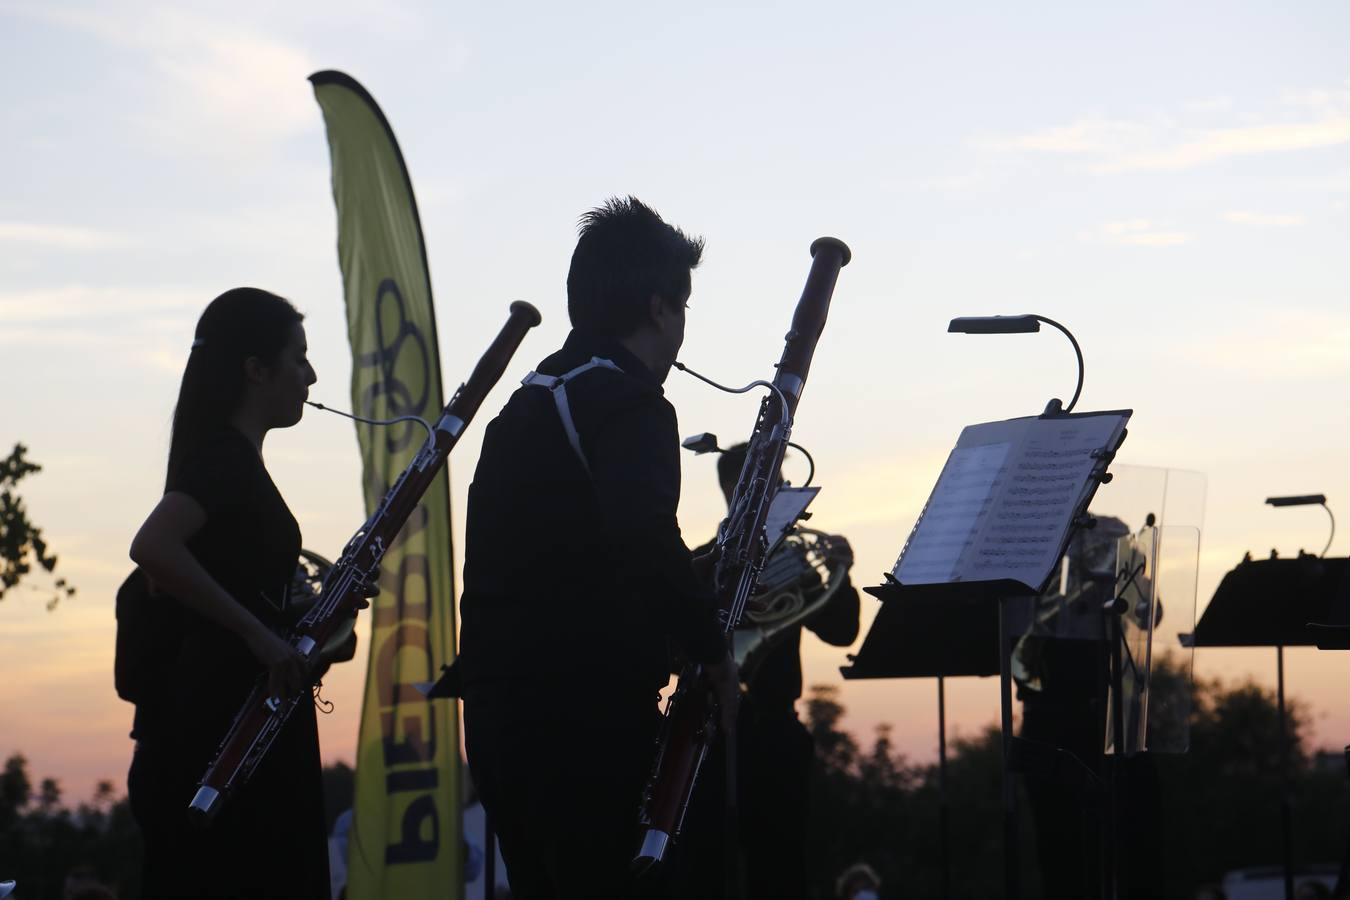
[1265,494,1335,558]
[948,314,1085,414]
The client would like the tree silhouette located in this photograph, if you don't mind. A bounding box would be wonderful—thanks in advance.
[1,667,1347,899]
[0,444,74,609]
[800,663,1350,900]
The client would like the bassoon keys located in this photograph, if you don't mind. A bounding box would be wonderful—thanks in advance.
[634,238,850,870]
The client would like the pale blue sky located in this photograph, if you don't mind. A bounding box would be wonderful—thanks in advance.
[2,0,1348,800]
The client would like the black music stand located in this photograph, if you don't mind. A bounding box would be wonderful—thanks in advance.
[845,407,1129,900]
[1305,560,1350,897]
[1187,554,1349,900]
[842,582,1002,900]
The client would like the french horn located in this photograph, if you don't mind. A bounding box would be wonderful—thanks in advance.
[733,526,850,678]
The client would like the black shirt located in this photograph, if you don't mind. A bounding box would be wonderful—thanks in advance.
[458,330,725,695]
[166,427,305,740]
[744,581,859,713]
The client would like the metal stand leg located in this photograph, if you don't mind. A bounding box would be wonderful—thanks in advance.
[1108,614,1125,900]
[939,675,951,900]
[998,598,1020,900]
[1334,746,1350,898]
[1279,644,1294,900]
[485,814,497,900]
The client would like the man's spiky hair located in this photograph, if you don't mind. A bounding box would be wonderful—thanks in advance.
[567,196,704,337]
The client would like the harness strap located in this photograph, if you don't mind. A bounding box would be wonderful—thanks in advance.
[521,356,624,475]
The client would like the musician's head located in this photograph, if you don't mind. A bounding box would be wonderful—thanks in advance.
[567,195,704,382]
[167,288,315,486]
[717,442,749,506]
[835,862,881,900]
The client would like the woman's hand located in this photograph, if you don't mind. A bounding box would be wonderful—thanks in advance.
[134,492,314,701]
[245,625,310,701]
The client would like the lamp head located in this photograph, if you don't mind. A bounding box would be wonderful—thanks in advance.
[1265,494,1327,508]
[682,432,723,455]
[947,315,1041,335]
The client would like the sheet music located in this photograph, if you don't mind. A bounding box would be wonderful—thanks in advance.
[765,486,819,550]
[894,411,1129,591]
[891,443,1010,583]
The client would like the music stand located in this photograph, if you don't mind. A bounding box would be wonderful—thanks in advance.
[846,406,1130,899]
[1186,553,1349,900]
[843,581,1001,900]
[1306,557,1350,897]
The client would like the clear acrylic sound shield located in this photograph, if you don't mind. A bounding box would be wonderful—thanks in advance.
[1091,466,1204,755]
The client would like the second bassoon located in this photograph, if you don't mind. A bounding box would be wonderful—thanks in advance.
[634,237,850,869]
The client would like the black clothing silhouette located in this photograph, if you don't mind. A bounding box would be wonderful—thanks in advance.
[460,329,724,899]
[128,427,328,900]
[678,536,860,900]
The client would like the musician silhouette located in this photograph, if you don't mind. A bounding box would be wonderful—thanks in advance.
[127,288,330,898]
[1017,518,1163,899]
[458,197,737,900]
[680,442,860,900]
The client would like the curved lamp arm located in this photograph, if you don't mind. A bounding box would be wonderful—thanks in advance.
[1031,315,1084,413]
[1265,494,1335,557]
[947,313,1085,413]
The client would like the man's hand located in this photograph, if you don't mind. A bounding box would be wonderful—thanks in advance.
[692,544,721,583]
[825,535,854,569]
[705,654,741,735]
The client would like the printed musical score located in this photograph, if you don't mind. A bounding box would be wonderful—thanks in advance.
[893,411,1129,591]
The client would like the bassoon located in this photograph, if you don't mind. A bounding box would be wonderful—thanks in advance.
[187,300,542,824]
[634,238,850,868]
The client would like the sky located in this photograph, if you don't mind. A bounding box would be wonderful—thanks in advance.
[2,0,1349,804]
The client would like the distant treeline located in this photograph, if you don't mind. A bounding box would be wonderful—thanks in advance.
[803,657,1350,899]
[3,661,1348,899]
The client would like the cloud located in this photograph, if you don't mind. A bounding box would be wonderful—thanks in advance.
[1081,219,1190,247]
[978,117,1153,155]
[5,2,318,159]
[0,284,203,324]
[1183,308,1350,379]
[0,284,204,373]
[977,84,1350,175]
[1094,116,1350,173]
[1224,210,1305,227]
[0,222,135,249]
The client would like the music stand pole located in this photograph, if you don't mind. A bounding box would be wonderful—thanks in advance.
[999,597,1021,900]
[485,814,497,899]
[1278,644,1295,900]
[1107,605,1125,900]
[938,675,952,900]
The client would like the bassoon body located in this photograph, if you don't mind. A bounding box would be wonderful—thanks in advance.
[187,301,541,824]
[634,238,850,869]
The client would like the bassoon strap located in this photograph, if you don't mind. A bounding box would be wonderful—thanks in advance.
[521,356,624,475]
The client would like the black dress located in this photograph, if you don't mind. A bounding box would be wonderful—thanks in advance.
[127,427,329,899]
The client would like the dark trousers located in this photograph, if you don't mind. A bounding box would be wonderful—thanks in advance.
[675,698,814,900]
[1022,704,1163,900]
[464,681,663,900]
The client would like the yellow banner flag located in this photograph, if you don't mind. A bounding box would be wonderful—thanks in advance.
[310,70,461,900]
